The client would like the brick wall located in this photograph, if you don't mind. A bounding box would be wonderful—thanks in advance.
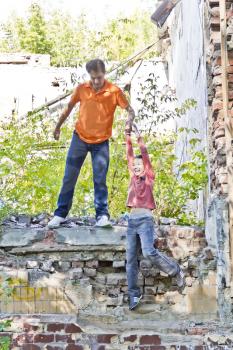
[0,225,217,319]
[1,318,233,349]
[208,0,233,194]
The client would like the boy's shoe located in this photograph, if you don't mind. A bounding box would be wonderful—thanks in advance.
[129,294,142,310]
[175,268,185,288]
[95,215,112,228]
[48,216,65,229]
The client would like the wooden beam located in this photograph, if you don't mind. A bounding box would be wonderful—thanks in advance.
[220,0,233,293]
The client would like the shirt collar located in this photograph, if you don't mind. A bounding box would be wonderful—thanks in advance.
[84,80,111,93]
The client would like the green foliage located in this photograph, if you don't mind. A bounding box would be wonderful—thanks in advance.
[146,131,208,224]
[0,335,11,350]
[0,4,158,67]
[0,65,207,225]
[16,4,52,54]
[0,276,13,350]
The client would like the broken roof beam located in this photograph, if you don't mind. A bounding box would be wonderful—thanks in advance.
[151,0,181,28]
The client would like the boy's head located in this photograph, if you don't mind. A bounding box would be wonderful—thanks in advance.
[86,59,106,91]
[133,155,144,176]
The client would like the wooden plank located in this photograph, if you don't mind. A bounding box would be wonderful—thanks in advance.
[151,0,181,28]
[220,0,233,294]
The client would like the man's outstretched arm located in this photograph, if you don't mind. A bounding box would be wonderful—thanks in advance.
[53,86,80,140]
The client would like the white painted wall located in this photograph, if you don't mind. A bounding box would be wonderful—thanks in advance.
[165,0,208,221]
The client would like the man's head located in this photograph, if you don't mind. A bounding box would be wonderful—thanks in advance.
[133,155,144,177]
[86,59,106,91]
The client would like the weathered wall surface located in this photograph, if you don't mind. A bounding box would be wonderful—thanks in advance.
[163,0,208,222]
[0,218,233,349]
[0,219,216,321]
[160,0,233,321]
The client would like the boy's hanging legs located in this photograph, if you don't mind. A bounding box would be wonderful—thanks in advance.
[54,131,88,218]
[90,139,110,219]
[138,217,179,276]
[126,219,141,298]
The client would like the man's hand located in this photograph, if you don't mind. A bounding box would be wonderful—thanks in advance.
[53,126,61,140]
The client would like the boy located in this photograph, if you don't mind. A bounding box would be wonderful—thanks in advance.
[126,125,185,310]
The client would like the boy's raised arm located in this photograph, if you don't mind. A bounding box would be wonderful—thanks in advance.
[126,134,134,173]
[138,136,155,179]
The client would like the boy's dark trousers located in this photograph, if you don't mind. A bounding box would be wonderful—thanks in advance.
[126,216,180,298]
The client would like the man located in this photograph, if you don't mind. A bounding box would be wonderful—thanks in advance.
[48,59,135,228]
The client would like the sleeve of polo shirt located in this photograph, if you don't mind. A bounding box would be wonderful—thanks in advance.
[116,88,129,109]
[70,85,81,105]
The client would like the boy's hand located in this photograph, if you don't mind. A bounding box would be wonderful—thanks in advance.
[125,120,132,135]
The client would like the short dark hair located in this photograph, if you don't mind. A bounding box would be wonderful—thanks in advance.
[135,155,142,159]
[86,59,106,73]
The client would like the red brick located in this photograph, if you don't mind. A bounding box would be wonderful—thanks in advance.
[96,334,117,343]
[14,333,34,345]
[66,345,83,350]
[22,345,41,350]
[47,323,65,332]
[123,334,137,342]
[139,335,161,345]
[55,334,75,343]
[65,324,83,333]
[34,333,54,343]
[193,231,205,238]
[0,332,12,338]
[187,328,209,336]
[23,323,40,332]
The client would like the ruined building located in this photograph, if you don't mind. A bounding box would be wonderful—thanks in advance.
[0,0,233,349]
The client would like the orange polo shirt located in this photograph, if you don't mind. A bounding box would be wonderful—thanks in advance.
[70,80,129,144]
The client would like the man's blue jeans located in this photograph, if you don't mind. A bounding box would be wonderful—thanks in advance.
[54,131,109,219]
[126,216,180,298]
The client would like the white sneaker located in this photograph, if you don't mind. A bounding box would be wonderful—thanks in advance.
[47,216,65,228]
[95,215,112,228]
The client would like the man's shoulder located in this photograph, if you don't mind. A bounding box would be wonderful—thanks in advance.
[76,81,90,90]
[106,80,122,93]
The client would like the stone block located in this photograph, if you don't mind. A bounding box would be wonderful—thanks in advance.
[28,269,50,284]
[71,261,84,268]
[185,277,193,287]
[40,260,55,273]
[58,261,71,272]
[106,273,127,286]
[95,274,106,284]
[106,294,123,306]
[145,277,155,286]
[69,268,83,280]
[144,286,157,295]
[112,260,125,268]
[85,260,99,268]
[83,268,96,277]
[26,261,39,269]
[18,215,31,226]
